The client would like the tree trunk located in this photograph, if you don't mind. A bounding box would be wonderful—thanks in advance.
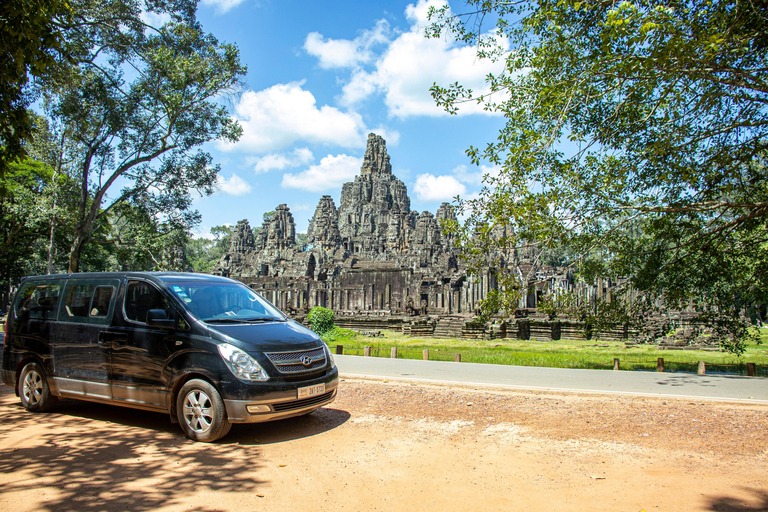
[67,231,86,273]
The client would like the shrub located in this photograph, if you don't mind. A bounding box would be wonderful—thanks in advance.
[308,306,335,335]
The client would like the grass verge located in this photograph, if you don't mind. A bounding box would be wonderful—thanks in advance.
[322,327,768,376]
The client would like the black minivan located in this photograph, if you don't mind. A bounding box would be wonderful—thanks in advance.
[1,272,338,442]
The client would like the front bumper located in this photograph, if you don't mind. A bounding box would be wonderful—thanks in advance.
[224,375,339,423]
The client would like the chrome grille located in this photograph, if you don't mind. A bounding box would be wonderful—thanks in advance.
[266,347,327,374]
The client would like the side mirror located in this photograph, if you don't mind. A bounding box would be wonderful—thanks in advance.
[146,309,175,330]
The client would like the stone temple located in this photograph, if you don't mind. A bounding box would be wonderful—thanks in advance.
[214,134,713,344]
[215,134,510,335]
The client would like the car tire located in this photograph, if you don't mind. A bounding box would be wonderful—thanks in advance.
[177,379,231,442]
[18,362,58,412]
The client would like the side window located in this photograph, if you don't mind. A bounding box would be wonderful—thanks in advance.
[15,282,61,320]
[91,286,114,317]
[124,281,170,324]
[61,280,118,325]
[64,284,95,319]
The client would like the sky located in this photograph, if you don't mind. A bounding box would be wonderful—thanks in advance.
[187,0,508,237]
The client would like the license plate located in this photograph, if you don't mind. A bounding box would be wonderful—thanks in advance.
[297,383,325,399]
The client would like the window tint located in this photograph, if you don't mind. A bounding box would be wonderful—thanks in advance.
[64,284,95,318]
[61,281,118,325]
[124,281,170,324]
[91,286,113,317]
[15,282,61,320]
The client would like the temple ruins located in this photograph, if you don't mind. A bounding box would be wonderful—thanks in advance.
[214,134,715,345]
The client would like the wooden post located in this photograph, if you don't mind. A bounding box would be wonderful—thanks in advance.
[364,346,371,357]
[423,349,429,360]
[336,345,343,355]
[613,358,620,371]
[391,347,397,358]
[657,358,664,372]
[698,361,706,375]
[454,353,462,362]
[746,362,756,377]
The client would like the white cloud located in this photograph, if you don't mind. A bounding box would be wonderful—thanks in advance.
[222,82,368,153]
[140,10,171,28]
[322,0,508,118]
[253,148,314,174]
[215,173,252,196]
[282,155,362,192]
[451,164,501,185]
[304,20,391,69]
[413,173,466,201]
[201,0,246,14]
[289,203,313,212]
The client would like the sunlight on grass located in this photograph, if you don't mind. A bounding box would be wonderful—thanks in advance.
[322,327,768,376]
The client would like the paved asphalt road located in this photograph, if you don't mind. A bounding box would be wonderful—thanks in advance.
[335,354,768,403]
[2,342,765,403]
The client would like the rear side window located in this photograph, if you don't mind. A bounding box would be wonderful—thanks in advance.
[14,282,62,320]
[124,280,171,324]
[60,280,119,325]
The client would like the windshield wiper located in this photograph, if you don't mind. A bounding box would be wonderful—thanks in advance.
[242,317,284,323]
[204,318,252,324]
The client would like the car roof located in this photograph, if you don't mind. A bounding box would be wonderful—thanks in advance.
[19,271,236,285]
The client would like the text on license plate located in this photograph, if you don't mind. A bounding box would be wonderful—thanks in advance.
[298,383,325,399]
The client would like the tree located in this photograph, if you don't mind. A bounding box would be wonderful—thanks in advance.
[185,224,234,273]
[38,0,246,272]
[428,0,768,353]
[0,158,68,307]
[0,0,71,179]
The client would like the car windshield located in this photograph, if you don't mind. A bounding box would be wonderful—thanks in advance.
[164,280,285,323]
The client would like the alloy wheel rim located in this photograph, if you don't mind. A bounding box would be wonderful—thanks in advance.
[182,390,213,433]
[23,370,43,405]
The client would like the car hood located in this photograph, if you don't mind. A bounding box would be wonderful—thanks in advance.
[208,320,322,352]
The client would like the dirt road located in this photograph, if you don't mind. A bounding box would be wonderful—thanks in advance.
[0,378,766,511]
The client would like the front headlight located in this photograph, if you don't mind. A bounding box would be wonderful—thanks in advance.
[324,344,337,369]
[218,343,269,382]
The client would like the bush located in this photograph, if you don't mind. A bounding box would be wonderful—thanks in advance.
[308,306,335,335]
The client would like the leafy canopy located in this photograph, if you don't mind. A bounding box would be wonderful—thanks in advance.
[35,0,246,272]
[428,0,768,353]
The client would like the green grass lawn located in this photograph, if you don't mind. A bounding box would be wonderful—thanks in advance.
[322,326,768,376]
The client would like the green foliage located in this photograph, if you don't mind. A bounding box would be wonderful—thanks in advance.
[307,306,335,335]
[28,0,247,272]
[0,0,71,178]
[427,0,768,354]
[185,225,234,272]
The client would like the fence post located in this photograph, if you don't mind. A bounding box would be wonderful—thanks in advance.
[746,362,756,377]
[336,345,343,355]
[423,349,429,360]
[613,358,620,371]
[364,346,371,357]
[657,358,664,372]
[454,353,462,362]
[391,347,397,358]
[698,361,706,375]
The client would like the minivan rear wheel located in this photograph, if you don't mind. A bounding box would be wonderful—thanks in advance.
[19,362,58,412]
[177,379,231,442]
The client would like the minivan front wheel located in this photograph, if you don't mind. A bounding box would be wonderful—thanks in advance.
[177,379,231,442]
[19,362,58,412]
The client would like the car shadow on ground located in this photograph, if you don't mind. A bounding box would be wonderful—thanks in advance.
[0,386,348,511]
[705,488,768,511]
[226,407,352,445]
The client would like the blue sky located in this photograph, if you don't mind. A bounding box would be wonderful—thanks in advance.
[186,0,507,236]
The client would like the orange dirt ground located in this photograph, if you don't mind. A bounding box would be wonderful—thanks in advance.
[0,378,766,511]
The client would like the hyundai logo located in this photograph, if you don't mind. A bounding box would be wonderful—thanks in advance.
[300,356,313,367]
